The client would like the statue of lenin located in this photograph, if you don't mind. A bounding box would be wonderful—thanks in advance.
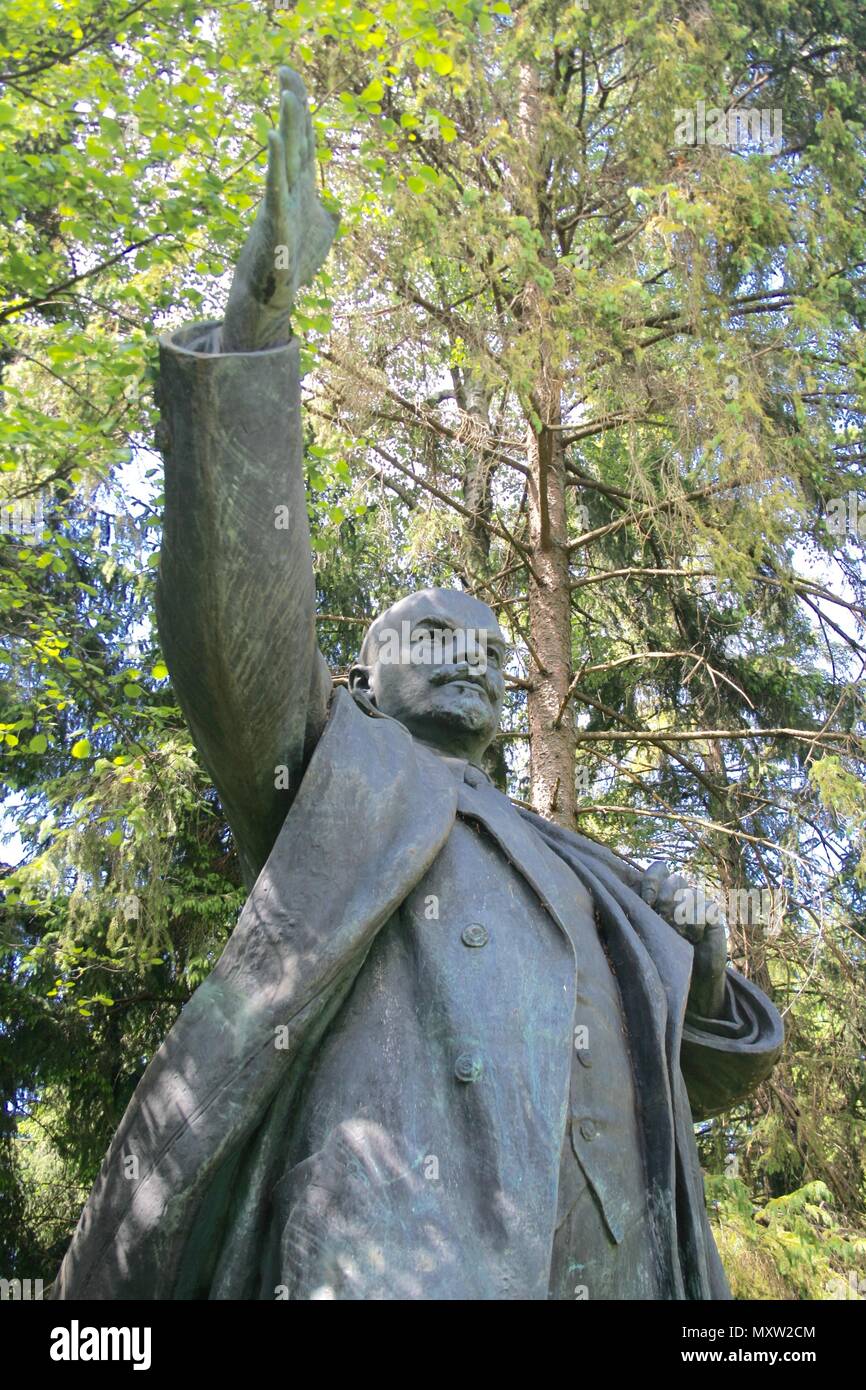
[52,69,783,1302]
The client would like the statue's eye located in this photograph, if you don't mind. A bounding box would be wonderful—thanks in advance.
[409,628,447,661]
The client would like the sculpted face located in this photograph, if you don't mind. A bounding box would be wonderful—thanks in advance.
[350,589,508,763]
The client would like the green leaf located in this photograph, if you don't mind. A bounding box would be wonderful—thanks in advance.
[252,112,271,145]
[70,738,91,759]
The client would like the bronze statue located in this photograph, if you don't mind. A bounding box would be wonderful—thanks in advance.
[52,70,782,1301]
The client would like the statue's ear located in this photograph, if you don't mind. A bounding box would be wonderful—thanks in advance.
[349,664,375,701]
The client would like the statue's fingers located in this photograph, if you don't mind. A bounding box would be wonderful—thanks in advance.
[278,65,309,104]
[265,129,289,215]
[657,872,690,908]
[659,875,704,941]
[280,89,303,187]
[703,916,728,950]
[278,67,316,173]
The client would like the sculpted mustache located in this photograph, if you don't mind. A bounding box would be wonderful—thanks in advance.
[429,669,495,697]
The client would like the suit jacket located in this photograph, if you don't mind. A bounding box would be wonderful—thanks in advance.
[52,688,783,1300]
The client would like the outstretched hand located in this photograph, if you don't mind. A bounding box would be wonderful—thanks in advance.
[222,67,339,353]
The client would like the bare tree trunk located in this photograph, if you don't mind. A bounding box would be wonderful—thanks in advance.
[526,406,575,825]
[705,741,773,994]
[517,60,576,827]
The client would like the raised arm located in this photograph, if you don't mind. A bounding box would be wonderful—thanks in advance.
[156,69,337,888]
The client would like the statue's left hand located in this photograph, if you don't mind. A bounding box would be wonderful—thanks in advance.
[639,860,728,1019]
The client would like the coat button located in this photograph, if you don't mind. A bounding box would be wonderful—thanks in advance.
[464,767,481,788]
[461,923,489,948]
[454,1051,483,1083]
[579,1118,598,1142]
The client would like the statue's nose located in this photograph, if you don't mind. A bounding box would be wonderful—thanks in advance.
[453,657,484,677]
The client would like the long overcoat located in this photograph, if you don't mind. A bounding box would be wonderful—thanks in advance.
[52,687,783,1301]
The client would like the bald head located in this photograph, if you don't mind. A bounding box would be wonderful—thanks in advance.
[359,588,507,666]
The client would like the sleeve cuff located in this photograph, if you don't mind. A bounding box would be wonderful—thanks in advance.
[158,320,297,360]
[680,969,784,1118]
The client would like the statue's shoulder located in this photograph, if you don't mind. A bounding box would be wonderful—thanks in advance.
[311,686,458,794]
[324,684,413,748]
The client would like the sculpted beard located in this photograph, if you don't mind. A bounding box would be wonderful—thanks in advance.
[429,670,498,733]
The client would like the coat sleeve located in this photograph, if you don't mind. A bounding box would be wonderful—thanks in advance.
[680,968,784,1119]
[156,321,331,888]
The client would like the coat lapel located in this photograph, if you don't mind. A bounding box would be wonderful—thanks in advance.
[54,689,458,1299]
